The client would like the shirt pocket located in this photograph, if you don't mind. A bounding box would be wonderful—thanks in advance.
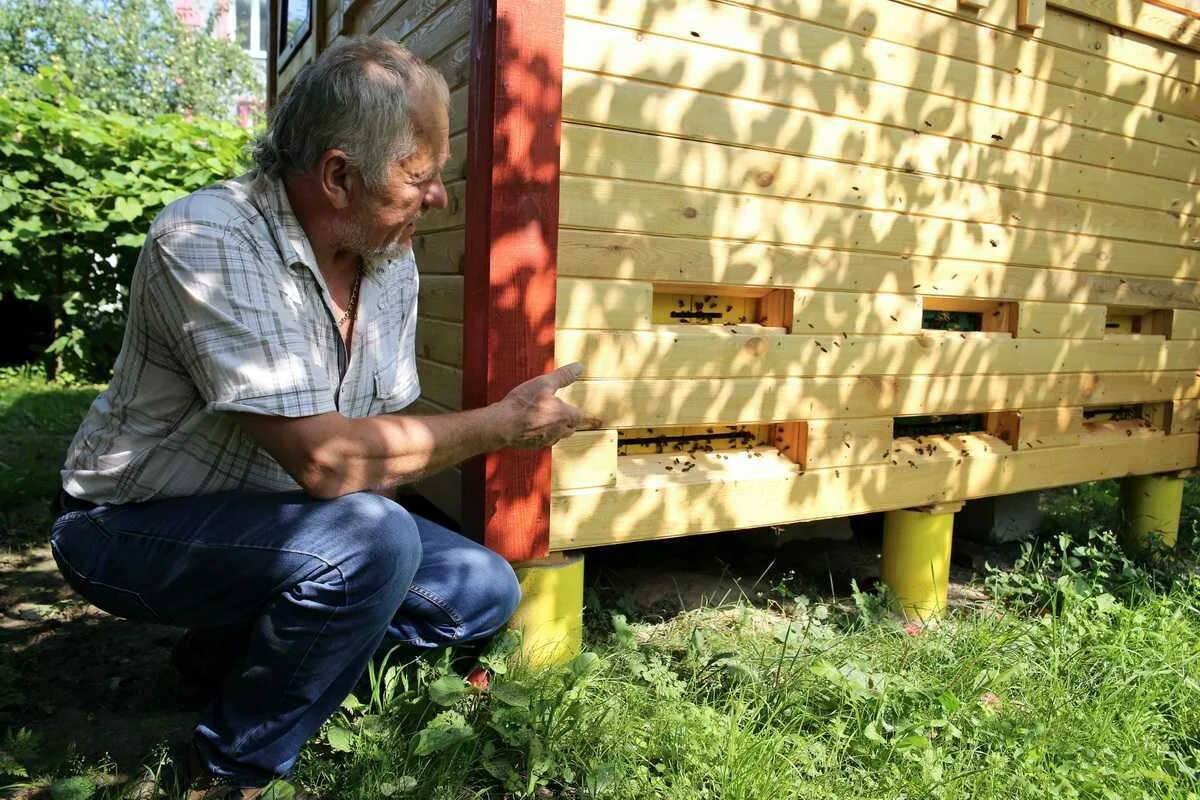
[370,340,421,414]
[374,350,402,402]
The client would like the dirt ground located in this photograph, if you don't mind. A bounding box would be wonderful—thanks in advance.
[0,507,1013,796]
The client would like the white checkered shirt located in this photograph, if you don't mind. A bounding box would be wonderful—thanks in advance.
[62,173,421,504]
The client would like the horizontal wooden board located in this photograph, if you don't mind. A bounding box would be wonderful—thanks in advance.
[416,357,462,409]
[557,329,1200,378]
[358,0,439,36]
[412,228,465,274]
[556,278,653,329]
[381,0,470,61]
[550,432,1199,547]
[443,131,468,182]
[403,396,457,416]
[564,0,1199,118]
[560,73,1198,217]
[449,84,468,136]
[564,0,1199,143]
[1016,301,1108,338]
[991,406,1085,448]
[557,175,1196,282]
[1051,0,1200,51]
[902,0,1200,88]
[418,274,463,321]
[408,466,464,523]
[560,126,1200,251]
[807,417,894,468]
[427,33,470,89]
[1170,308,1200,338]
[791,290,923,335]
[558,370,1200,427]
[415,317,463,366]
[1168,399,1200,433]
[556,229,1200,310]
[552,429,619,490]
[560,16,1199,182]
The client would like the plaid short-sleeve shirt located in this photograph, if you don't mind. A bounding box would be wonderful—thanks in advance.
[62,173,421,504]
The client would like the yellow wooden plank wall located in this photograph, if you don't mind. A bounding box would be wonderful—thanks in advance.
[552,0,1200,548]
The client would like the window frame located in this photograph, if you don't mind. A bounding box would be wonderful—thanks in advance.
[275,0,312,71]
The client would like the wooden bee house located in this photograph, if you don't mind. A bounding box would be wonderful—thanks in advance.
[271,0,1200,624]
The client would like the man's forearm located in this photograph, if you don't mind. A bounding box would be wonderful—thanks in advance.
[303,403,514,498]
[237,363,588,500]
[319,407,511,494]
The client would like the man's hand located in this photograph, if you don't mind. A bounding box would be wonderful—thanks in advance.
[496,362,599,449]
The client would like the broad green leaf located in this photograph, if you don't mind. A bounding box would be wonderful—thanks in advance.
[42,152,87,181]
[412,710,475,756]
[490,681,532,709]
[110,196,143,222]
[325,725,354,753]
[259,780,295,800]
[568,651,601,680]
[428,674,469,706]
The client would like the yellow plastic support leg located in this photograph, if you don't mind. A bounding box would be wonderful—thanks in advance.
[1119,474,1184,554]
[508,554,584,667]
[880,503,960,621]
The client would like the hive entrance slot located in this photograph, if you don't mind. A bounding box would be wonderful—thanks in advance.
[1082,402,1169,437]
[652,283,794,331]
[920,297,1016,335]
[618,425,771,455]
[617,422,809,470]
[894,414,986,438]
[1104,307,1171,336]
[1083,404,1145,423]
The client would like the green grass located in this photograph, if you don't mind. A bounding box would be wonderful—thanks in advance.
[0,366,102,548]
[286,531,1200,800]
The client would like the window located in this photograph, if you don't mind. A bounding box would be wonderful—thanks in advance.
[277,0,312,68]
[235,0,269,58]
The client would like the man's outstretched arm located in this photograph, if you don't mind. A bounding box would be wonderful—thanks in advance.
[236,362,596,499]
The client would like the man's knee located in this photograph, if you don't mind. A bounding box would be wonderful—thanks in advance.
[461,546,522,639]
[318,492,422,604]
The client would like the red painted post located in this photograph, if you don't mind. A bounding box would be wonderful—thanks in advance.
[461,0,563,561]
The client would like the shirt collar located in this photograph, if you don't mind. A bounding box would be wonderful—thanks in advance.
[255,171,321,274]
[251,170,413,286]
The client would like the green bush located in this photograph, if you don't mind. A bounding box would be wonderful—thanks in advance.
[0,67,252,382]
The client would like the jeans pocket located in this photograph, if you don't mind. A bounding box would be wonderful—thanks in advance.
[50,510,106,579]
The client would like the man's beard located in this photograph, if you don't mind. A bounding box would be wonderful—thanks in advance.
[340,218,414,273]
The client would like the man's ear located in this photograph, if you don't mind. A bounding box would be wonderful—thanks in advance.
[317,149,357,211]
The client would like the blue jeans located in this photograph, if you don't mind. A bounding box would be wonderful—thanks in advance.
[49,490,521,787]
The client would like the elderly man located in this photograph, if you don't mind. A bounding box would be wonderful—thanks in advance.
[50,35,586,798]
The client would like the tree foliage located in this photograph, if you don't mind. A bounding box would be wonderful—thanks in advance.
[0,68,252,381]
[0,0,262,121]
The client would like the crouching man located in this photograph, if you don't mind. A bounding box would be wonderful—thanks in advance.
[51,35,588,799]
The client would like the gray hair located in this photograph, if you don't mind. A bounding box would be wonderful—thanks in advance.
[252,35,449,193]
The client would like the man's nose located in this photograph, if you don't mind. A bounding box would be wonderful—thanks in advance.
[422,176,448,211]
